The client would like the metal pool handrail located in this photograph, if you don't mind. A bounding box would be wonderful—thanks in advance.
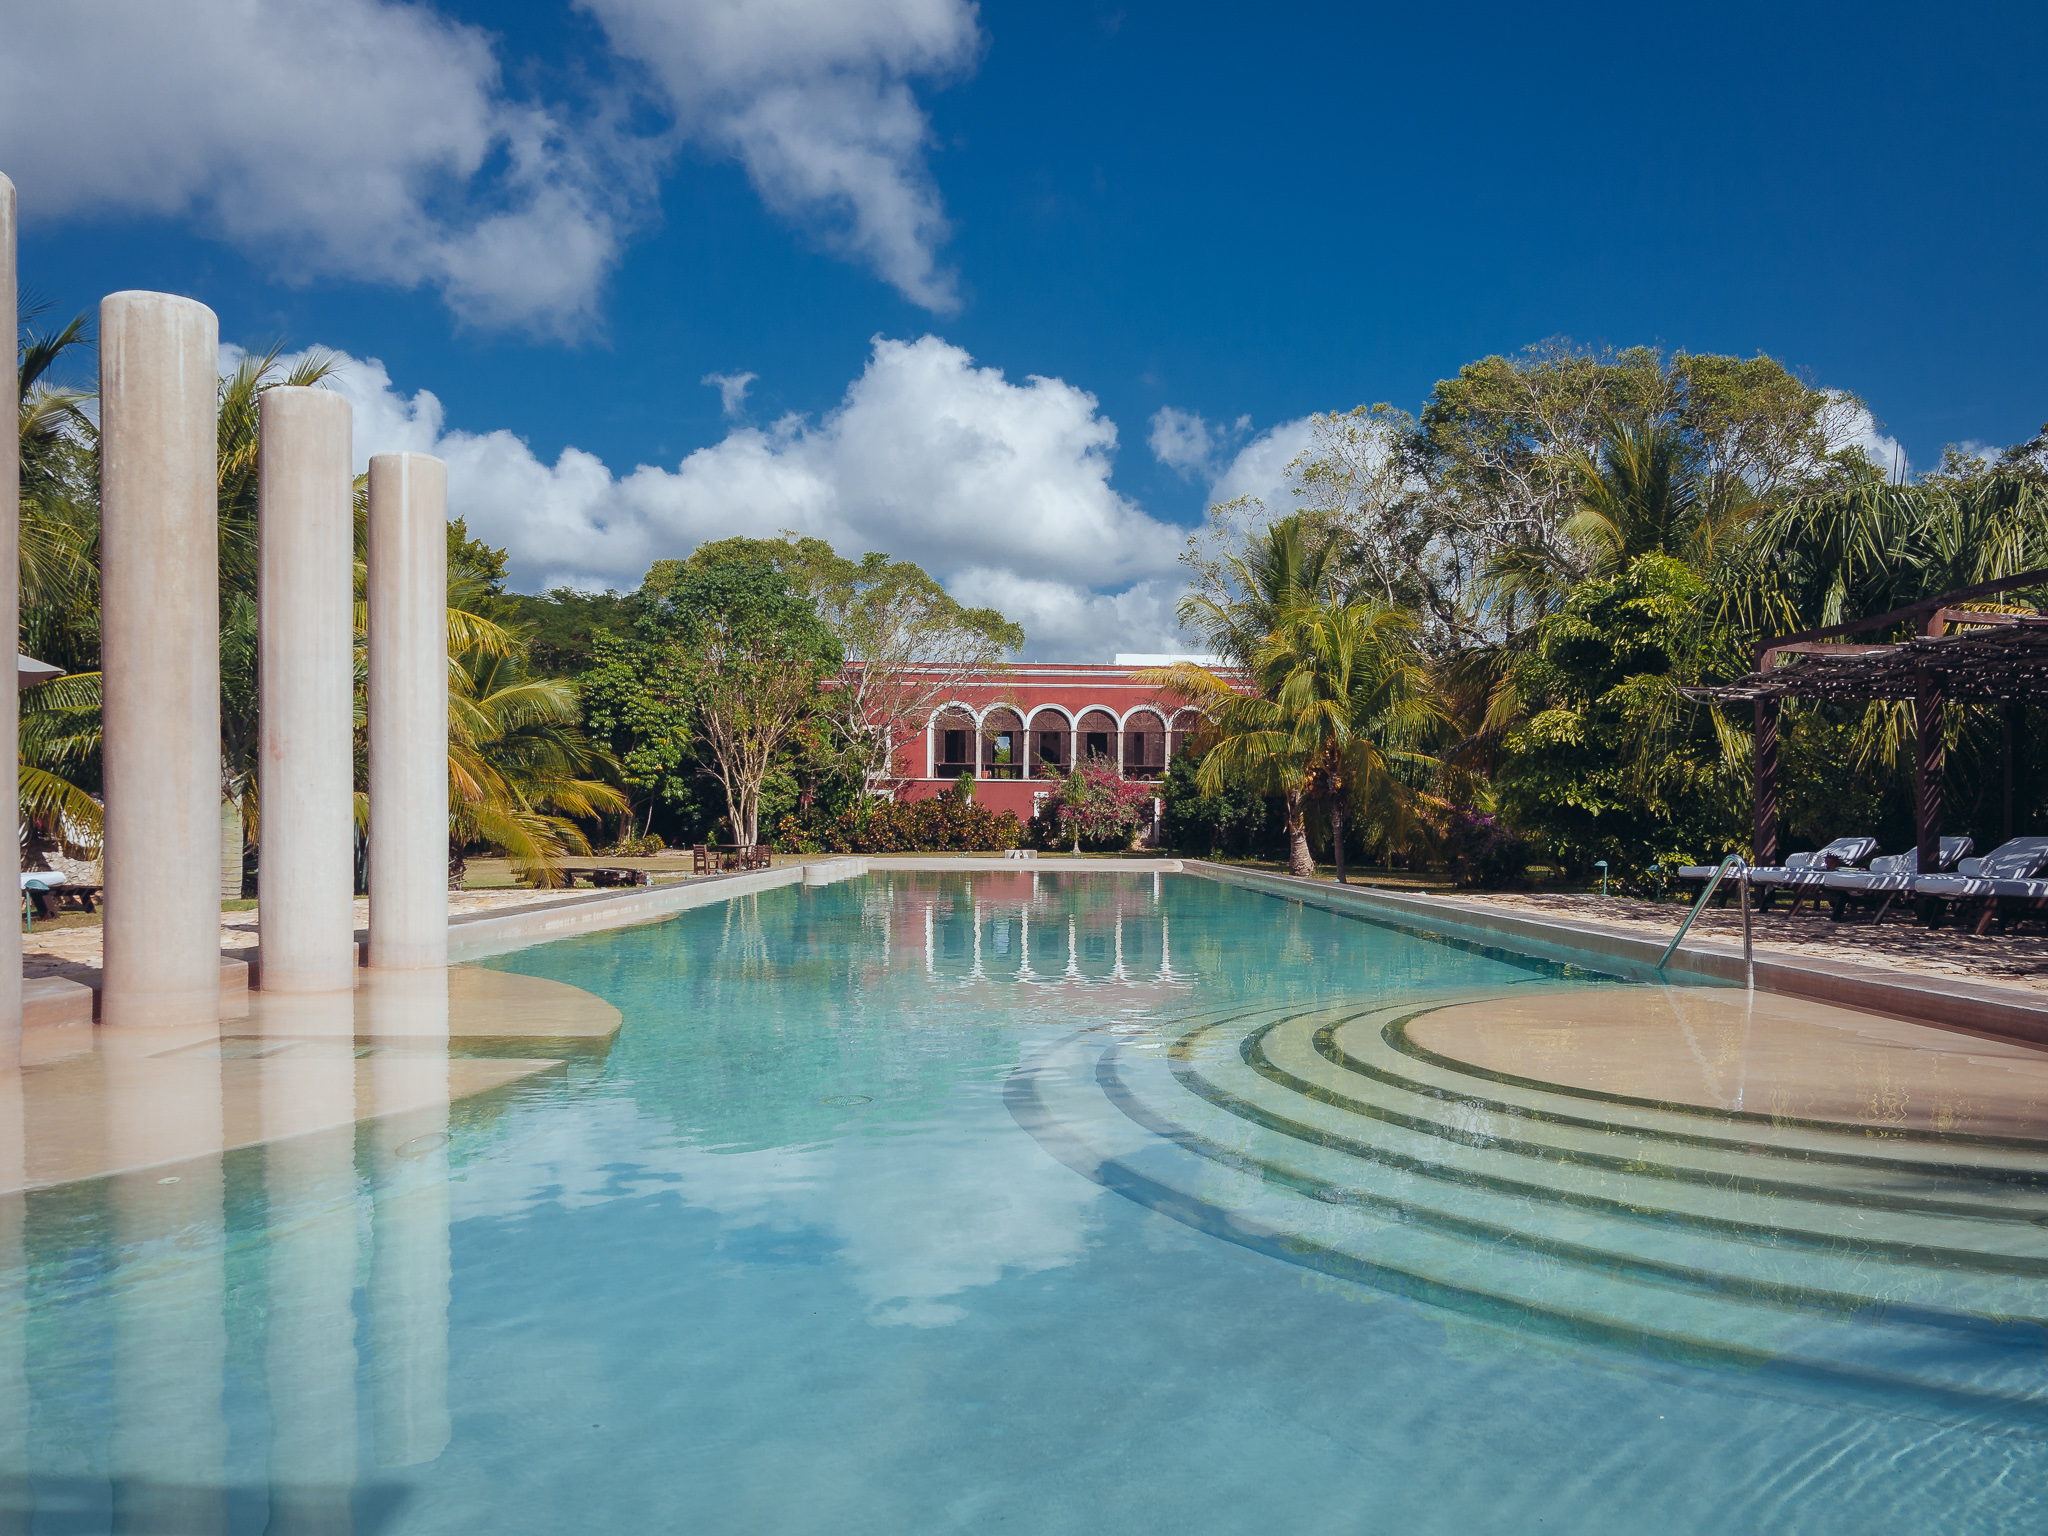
[1656,853,1753,990]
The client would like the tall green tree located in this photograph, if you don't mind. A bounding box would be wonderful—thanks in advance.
[1146,596,1442,877]
[639,543,841,846]
[577,630,694,839]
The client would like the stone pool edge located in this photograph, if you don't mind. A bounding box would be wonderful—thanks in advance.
[1183,862,2048,1051]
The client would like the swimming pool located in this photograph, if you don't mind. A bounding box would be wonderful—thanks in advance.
[6,871,2048,1532]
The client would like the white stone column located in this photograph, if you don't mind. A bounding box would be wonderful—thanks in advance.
[366,454,447,971]
[258,387,357,995]
[99,291,221,1028]
[0,175,19,1067]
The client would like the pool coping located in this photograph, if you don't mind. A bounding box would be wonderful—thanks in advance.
[1182,861,2048,1051]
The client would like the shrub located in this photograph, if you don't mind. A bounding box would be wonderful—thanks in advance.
[1046,758,1154,852]
[1439,804,1530,889]
[597,828,667,857]
[774,795,1021,853]
[1158,745,1274,855]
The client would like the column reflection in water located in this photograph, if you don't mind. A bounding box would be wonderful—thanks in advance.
[260,992,362,1532]
[363,969,452,1468]
[101,1023,229,1533]
[0,1074,25,1534]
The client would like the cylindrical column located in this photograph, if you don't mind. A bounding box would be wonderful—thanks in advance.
[367,453,448,970]
[100,291,221,1028]
[0,175,20,1065]
[258,388,357,994]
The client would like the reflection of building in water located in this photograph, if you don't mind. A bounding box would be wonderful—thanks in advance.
[874,874,1189,995]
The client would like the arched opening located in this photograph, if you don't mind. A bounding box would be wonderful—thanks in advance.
[1075,709,1119,771]
[1169,708,1201,764]
[1123,711,1166,781]
[980,706,1024,779]
[933,706,976,778]
[1027,711,1069,779]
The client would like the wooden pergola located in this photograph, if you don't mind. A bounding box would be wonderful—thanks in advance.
[1686,569,2048,871]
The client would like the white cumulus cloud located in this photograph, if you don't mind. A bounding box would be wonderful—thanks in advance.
[264,334,1193,659]
[702,370,759,418]
[1823,392,1910,480]
[1205,416,1318,516]
[0,0,984,328]
[580,0,983,312]
[1147,406,1254,480]
[0,0,660,335]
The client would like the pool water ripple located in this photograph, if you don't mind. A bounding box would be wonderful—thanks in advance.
[5,871,2048,1534]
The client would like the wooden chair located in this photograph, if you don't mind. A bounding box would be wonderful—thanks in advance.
[693,843,770,874]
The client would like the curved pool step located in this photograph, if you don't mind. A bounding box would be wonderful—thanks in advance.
[1008,996,2048,1425]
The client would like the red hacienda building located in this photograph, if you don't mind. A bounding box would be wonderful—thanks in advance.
[886,657,1214,825]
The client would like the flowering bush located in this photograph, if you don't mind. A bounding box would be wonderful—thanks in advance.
[596,828,667,857]
[1036,759,1154,852]
[1439,803,1530,889]
[774,796,1021,853]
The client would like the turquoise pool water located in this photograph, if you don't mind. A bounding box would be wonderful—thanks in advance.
[7,871,2048,1533]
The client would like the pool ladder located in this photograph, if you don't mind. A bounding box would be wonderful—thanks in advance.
[1656,853,1753,990]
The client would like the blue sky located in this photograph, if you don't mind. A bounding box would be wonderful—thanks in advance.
[4,1,2044,655]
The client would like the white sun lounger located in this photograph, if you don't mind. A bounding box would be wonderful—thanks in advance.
[1821,837,1972,923]
[1909,836,2048,933]
[1678,836,1876,911]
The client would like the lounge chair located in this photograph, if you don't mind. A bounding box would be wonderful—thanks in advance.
[1908,836,2048,933]
[1822,837,1972,924]
[1679,836,1876,910]
[1747,837,1880,912]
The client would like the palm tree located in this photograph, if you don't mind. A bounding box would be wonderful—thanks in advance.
[1482,418,1721,624]
[1561,420,1707,575]
[18,671,102,871]
[1178,514,1344,670]
[1144,597,1444,877]
[16,309,99,626]
[446,650,627,886]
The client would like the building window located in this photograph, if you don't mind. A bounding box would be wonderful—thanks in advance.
[1085,731,1111,761]
[943,729,969,766]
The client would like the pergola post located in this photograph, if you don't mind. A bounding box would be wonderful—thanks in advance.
[1915,666,1944,874]
[1752,698,1779,866]
[2004,701,2020,842]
